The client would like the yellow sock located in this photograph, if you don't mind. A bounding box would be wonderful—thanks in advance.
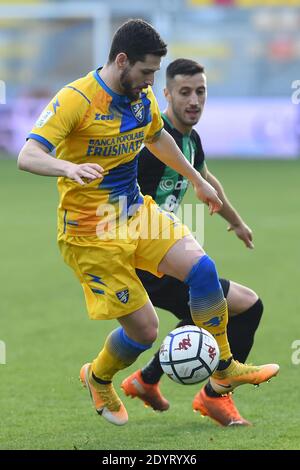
[92,327,151,382]
[192,297,231,361]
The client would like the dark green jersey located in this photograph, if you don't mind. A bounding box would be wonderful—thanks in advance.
[137,114,205,213]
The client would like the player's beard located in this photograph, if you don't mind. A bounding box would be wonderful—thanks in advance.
[120,67,140,101]
[173,102,202,128]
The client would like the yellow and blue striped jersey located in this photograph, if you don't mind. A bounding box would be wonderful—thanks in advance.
[28,69,163,237]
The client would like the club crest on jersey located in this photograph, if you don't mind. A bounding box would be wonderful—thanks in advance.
[116,288,129,304]
[131,102,144,123]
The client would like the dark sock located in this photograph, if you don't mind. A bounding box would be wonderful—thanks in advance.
[141,318,192,384]
[217,356,232,371]
[92,372,111,385]
[204,381,222,398]
[141,351,164,384]
[227,298,264,363]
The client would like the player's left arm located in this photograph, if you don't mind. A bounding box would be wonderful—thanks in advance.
[201,163,254,249]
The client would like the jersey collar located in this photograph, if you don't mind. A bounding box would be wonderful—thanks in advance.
[93,68,130,104]
[162,113,191,138]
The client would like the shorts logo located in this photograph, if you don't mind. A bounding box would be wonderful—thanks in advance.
[116,288,129,304]
[35,109,54,128]
[131,102,144,123]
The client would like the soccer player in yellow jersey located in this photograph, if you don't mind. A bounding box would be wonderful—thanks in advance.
[18,19,279,426]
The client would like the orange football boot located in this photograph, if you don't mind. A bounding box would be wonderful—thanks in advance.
[121,370,170,411]
[80,363,128,426]
[210,360,280,395]
[193,386,251,426]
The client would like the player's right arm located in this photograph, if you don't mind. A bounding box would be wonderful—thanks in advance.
[18,139,103,186]
[17,86,103,185]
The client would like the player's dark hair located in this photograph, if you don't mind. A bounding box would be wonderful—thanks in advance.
[108,19,167,64]
[166,58,205,85]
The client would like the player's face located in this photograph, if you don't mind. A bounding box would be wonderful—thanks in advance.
[120,54,161,101]
[165,73,207,129]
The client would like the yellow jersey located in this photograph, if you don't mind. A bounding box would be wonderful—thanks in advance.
[28,69,163,237]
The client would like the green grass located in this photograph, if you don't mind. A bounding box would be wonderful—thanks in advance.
[0,158,299,450]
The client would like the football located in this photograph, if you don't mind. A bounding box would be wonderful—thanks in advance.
[159,325,220,384]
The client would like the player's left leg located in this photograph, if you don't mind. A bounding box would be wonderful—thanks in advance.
[158,235,279,394]
[192,281,262,426]
[122,276,264,425]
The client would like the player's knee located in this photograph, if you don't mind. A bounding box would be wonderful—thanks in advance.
[245,288,259,309]
[139,326,158,344]
[184,254,218,288]
[136,316,159,344]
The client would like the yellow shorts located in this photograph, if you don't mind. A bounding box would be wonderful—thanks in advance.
[58,195,190,320]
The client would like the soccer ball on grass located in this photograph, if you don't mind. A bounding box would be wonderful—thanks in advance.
[159,325,220,385]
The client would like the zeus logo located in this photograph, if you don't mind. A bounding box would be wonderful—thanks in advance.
[95,113,114,121]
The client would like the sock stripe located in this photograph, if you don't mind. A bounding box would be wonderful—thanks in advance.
[120,328,152,352]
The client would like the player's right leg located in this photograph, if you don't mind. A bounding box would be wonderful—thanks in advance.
[122,273,190,411]
[58,235,160,426]
[81,300,159,425]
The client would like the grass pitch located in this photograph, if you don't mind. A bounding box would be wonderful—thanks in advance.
[0,158,299,450]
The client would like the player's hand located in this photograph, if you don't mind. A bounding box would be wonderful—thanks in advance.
[65,162,104,185]
[193,178,223,214]
[227,221,254,249]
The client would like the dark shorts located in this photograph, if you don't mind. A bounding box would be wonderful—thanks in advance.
[137,269,230,321]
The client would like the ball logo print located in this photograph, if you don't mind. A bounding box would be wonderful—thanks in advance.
[174,334,192,351]
[159,325,220,384]
[205,343,217,363]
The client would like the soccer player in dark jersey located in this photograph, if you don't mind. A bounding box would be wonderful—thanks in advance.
[122,59,265,426]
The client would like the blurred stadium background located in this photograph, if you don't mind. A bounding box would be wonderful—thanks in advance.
[1,0,300,158]
[0,0,299,451]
